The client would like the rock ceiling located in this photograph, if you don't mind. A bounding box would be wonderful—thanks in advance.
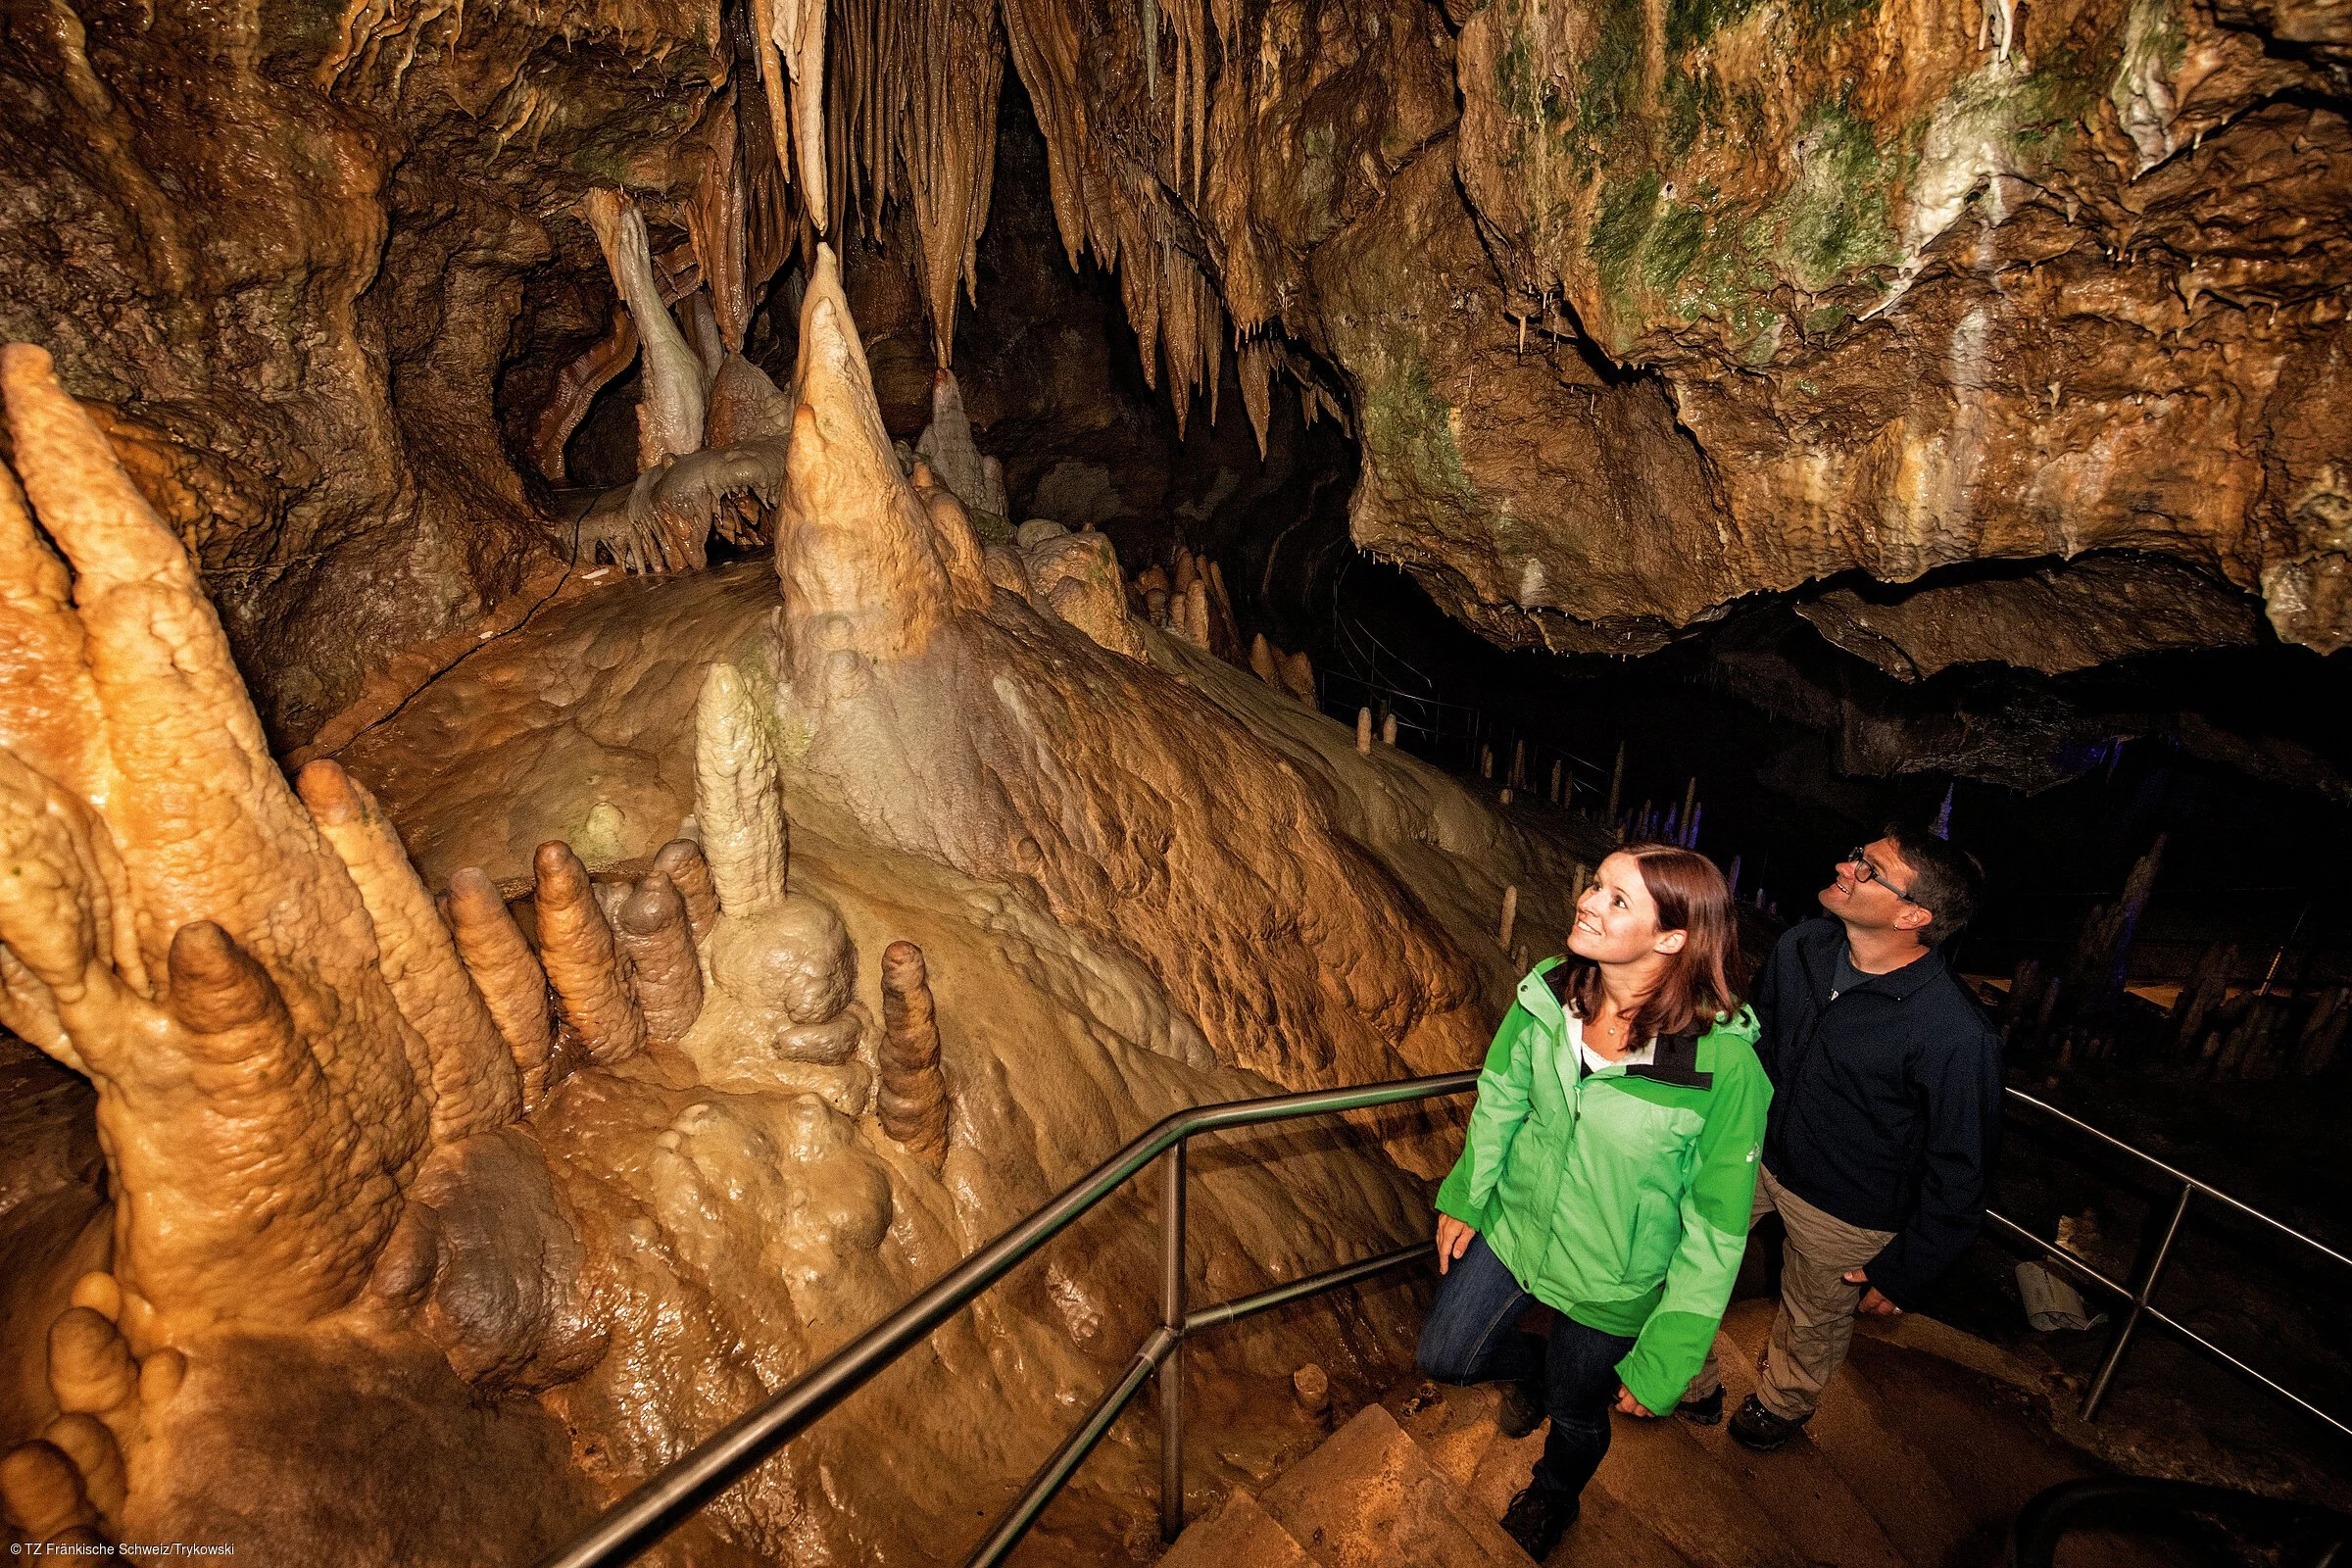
[1,0,2345,744]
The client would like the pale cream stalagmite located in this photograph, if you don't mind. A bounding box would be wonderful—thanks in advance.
[914,369,1004,517]
[680,656,876,1108]
[581,187,707,467]
[876,941,950,1168]
[694,662,788,916]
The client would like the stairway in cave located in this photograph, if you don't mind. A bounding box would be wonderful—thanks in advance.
[1157,1298,2188,1568]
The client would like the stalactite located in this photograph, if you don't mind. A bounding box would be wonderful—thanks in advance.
[1237,336,1274,460]
[582,188,706,468]
[768,0,830,231]
[901,0,1005,365]
[877,940,950,1168]
[682,89,752,352]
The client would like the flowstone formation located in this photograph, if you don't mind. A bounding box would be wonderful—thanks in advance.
[0,244,1594,1561]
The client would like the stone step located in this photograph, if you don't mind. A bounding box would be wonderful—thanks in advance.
[1593,1401,1810,1568]
[1717,1298,1979,1568]
[1155,1488,1318,1568]
[1387,1380,1711,1568]
[1682,1318,1910,1568]
[1256,1402,1535,1568]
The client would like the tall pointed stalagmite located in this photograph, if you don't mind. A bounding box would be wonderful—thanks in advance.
[775,245,966,670]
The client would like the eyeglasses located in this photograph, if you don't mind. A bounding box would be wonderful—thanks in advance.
[1845,847,1919,905]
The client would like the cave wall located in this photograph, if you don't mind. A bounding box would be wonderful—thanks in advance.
[0,0,732,739]
[4,0,2345,738]
[979,0,2352,659]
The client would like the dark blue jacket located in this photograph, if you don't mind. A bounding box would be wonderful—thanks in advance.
[1753,918,2003,1309]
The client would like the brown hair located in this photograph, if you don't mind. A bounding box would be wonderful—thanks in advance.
[1560,843,1741,1042]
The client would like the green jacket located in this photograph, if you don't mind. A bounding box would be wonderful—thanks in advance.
[1435,957,1771,1416]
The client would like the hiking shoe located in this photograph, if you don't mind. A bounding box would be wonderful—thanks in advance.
[1496,1378,1547,1440]
[1675,1386,1725,1426]
[1500,1484,1580,1559]
[1728,1393,1810,1451]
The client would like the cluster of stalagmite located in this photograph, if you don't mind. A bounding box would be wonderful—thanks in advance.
[0,334,983,1556]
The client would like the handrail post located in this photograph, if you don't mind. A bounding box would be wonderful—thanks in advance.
[2082,1182,2194,1421]
[1159,1140,1188,1543]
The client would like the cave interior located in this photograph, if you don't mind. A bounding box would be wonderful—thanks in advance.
[1,0,2349,1556]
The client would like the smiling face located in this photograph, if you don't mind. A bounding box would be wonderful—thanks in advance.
[1819,836,1934,939]
[1569,852,1689,966]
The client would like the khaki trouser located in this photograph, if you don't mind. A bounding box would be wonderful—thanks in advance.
[1687,1163,1897,1421]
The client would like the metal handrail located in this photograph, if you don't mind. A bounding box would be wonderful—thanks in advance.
[1988,1088,2352,1438]
[529,1069,1479,1568]
[2007,1476,2350,1568]
[532,1071,2352,1568]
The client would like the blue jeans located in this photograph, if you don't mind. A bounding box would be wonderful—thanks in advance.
[1416,1234,1638,1499]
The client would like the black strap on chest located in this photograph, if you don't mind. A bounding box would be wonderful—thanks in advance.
[1544,967,1713,1090]
[1623,1031,1711,1090]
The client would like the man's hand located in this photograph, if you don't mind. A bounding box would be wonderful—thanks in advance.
[1844,1268,1901,1316]
[1435,1214,1476,1275]
[1613,1384,1655,1418]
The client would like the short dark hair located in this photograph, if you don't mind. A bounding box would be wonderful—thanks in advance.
[1884,823,1984,946]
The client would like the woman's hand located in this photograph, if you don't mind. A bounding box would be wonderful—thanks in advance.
[1435,1214,1476,1275]
[1613,1384,1656,1418]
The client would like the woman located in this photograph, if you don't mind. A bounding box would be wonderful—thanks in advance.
[1419,844,1769,1559]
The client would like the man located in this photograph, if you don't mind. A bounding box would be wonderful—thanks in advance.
[1680,824,2002,1451]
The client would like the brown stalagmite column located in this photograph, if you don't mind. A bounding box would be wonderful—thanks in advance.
[444,868,556,1109]
[613,872,704,1046]
[877,940,949,1169]
[1279,650,1315,705]
[1250,632,1281,686]
[1381,711,1398,747]
[653,839,720,944]
[532,842,646,1065]
[1499,884,1518,949]
[1356,709,1373,754]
